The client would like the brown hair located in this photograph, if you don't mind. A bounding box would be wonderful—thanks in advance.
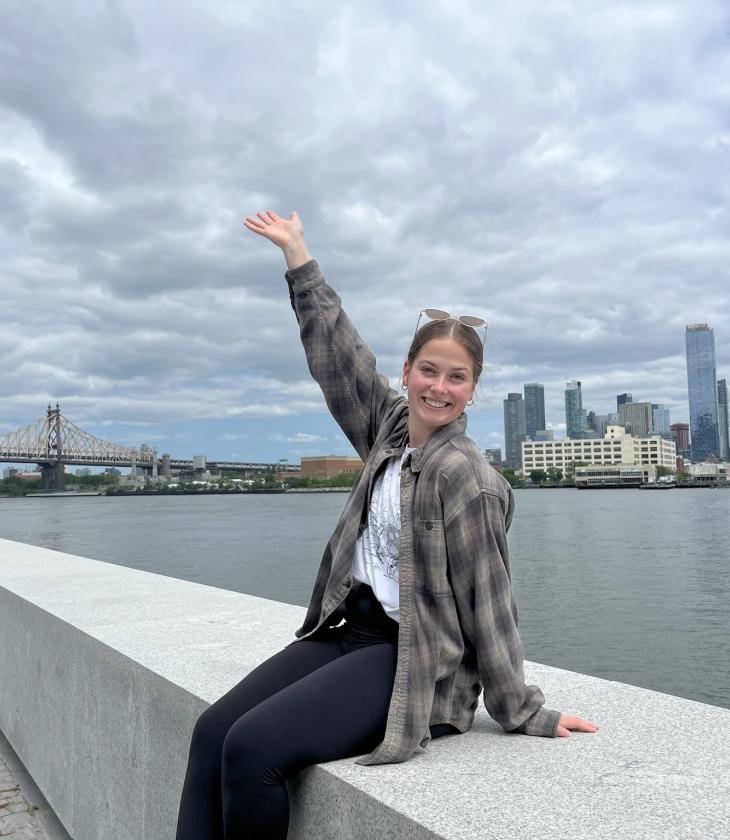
[406,319,484,384]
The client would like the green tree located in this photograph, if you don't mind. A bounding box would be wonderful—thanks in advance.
[501,469,524,488]
[529,469,548,485]
[0,476,41,496]
[563,461,588,485]
[655,466,673,478]
[546,467,563,484]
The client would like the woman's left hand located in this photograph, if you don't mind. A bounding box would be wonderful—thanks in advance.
[556,714,600,737]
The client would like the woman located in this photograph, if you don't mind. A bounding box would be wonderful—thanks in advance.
[175,210,598,840]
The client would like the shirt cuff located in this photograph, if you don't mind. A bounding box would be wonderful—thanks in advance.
[517,705,561,737]
[284,258,322,292]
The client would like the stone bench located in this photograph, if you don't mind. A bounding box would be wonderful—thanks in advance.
[0,538,727,839]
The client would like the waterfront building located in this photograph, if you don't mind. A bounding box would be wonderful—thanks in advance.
[651,404,671,437]
[670,423,690,458]
[300,455,364,479]
[685,324,720,461]
[687,462,729,484]
[718,379,729,461]
[618,401,653,437]
[523,383,545,440]
[484,448,502,466]
[575,464,657,488]
[565,380,587,439]
[617,393,632,410]
[503,393,526,471]
[521,425,676,474]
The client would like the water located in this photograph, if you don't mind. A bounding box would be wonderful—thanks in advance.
[1,489,728,709]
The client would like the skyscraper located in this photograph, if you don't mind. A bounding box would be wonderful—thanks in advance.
[652,404,671,436]
[685,324,720,461]
[717,379,729,461]
[670,423,691,458]
[523,383,546,440]
[618,401,653,437]
[617,393,633,410]
[565,380,586,439]
[503,393,526,471]
[484,448,502,466]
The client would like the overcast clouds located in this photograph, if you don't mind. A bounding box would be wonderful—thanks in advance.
[1,0,729,464]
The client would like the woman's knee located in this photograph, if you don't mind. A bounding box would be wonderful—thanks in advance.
[190,703,231,756]
[221,716,278,786]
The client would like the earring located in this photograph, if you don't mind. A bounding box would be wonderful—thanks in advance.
[402,383,408,391]
[466,399,474,406]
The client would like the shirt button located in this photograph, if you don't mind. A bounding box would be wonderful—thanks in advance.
[425,522,433,530]
[344,576,352,586]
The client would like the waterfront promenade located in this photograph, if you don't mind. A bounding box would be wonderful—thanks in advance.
[1,537,728,839]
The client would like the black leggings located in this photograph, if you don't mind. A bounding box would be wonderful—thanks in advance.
[175,585,455,839]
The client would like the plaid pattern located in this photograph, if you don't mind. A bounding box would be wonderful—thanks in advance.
[286,260,560,765]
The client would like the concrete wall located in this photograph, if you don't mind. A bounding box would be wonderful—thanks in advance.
[0,537,728,839]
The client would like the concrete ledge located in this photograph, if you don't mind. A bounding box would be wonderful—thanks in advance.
[0,537,728,839]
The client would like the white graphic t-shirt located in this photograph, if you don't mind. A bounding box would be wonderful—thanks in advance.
[352,446,415,622]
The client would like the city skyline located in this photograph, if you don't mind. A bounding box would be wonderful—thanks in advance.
[499,322,729,461]
[1,2,729,464]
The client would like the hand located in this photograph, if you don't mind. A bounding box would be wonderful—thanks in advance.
[244,209,303,246]
[556,714,600,737]
[244,210,311,270]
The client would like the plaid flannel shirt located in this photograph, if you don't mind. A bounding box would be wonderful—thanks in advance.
[286,259,560,765]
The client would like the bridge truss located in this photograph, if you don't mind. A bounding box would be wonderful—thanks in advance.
[0,405,153,489]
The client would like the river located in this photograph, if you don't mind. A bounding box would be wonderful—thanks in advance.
[1,488,728,709]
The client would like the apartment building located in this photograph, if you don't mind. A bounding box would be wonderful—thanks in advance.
[521,425,676,473]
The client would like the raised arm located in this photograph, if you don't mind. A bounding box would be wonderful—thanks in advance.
[244,210,404,460]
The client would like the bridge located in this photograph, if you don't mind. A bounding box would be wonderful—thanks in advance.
[0,404,300,490]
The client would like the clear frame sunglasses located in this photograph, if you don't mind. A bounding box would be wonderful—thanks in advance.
[414,308,488,344]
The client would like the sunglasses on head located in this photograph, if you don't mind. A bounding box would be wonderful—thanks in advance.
[414,309,488,344]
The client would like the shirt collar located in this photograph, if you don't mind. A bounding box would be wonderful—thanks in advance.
[406,413,467,473]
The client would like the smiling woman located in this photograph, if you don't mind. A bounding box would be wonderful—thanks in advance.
[173,210,599,840]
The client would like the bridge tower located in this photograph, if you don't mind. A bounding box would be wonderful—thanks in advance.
[39,403,66,490]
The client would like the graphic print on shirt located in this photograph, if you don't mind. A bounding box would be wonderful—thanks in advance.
[365,465,400,582]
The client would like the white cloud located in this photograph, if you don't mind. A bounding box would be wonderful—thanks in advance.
[1,0,728,458]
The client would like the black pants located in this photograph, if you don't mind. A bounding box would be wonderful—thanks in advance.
[175,585,455,840]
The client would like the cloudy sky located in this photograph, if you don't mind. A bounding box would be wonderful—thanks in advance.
[1,0,729,466]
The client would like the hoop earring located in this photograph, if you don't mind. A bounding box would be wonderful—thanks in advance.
[402,384,408,391]
[466,399,474,406]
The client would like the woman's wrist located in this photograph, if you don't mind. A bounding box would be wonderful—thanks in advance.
[282,237,313,271]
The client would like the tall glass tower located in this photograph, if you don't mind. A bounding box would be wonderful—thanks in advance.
[685,324,720,461]
[503,393,526,471]
[565,380,586,439]
[523,383,546,440]
[717,379,729,461]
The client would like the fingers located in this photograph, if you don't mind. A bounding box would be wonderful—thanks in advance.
[244,210,282,237]
[557,714,600,736]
